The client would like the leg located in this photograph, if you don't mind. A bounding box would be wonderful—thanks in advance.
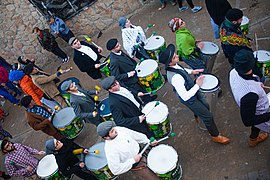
[186,0,194,8]
[5,82,21,95]
[158,0,166,10]
[0,87,19,104]
[50,44,68,60]
[132,156,159,180]
[249,126,268,147]
[210,18,220,39]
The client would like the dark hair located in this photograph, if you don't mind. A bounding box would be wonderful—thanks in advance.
[32,27,40,34]
[1,139,9,151]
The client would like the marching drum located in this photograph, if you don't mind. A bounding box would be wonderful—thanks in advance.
[37,154,64,180]
[199,74,220,115]
[142,101,171,139]
[200,41,219,73]
[240,16,250,36]
[136,59,165,92]
[52,107,85,139]
[85,142,118,180]
[254,50,270,76]
[98,98,113,121]
[100,56,111,77]
[144,35,166,60]
[147,144,182,180]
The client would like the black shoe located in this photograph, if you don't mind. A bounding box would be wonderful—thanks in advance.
[1,172,11,179]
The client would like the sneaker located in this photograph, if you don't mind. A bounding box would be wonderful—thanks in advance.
[179,5,188,12]
[248,132,268,147]
[62,56,70,64]
[158,4,166,11]
[171,1,177,6]
[191,6,202,13]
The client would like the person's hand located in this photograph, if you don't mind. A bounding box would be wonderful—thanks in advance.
[92,111,98,117]
[192,69,204,75]
[139,114,146,123]
[150,140,158,146]
[134,154,142,163]
[95,64,101,69]
[96,90,100,94]
[1,83,6,87]
[98,47,103,53]
[196,75,205,87]
[26,166,33,172]
[56,32,59,35]
[79,162,85,168]
[197,41,204,49]
[137,92,144,97]
[38,151,45,155]
[128,71,136,77]
[131,55,136,59]
[83,149,89,154]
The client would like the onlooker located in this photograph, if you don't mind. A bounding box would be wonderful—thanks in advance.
[33,27,69,63]
[17,55,42,71]
[0,56,12,72]
[177,0,202,13]
[158,0,177,11]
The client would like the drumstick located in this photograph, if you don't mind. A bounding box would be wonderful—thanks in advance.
[263,85,270,89]
[94,96,99,111]
[144,101,160,117]
[58,67,73,73]
[73,148,100,155]
[83,35,100,49]
[142,90,157,96]
[255,33,259,58]
[144,24,155,32]
[95,85,101,91]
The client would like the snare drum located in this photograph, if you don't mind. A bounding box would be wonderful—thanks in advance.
[37,154,64,180]
[98,98,113,121]
[254,50,270,76]
[147,144,182,180]
[136,59,165,92]
[200,41,219,73]
[144,35,166,60]
[142,101,171,139]
[100,56,111,77]
[240,16,250,36]
[85,142,118,180]
[52,107,85,139]
[199,73,220,114]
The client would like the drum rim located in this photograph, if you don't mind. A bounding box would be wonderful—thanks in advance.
[199,73,220,92]
[85,142,108,171]
[254,50,270,62]
[136,59,159,78]
[143,101,169,124]
[37,154,59,178]
[200,41,219,55]
[240,16,249,26]
[144,35,165,51]
[52,107,77,128]
[147,144,178,174]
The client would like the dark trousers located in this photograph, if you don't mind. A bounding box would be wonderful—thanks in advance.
[74,169,97,180]
[180,95,220,136]
[60,30,75,43]
[177,0,194,8]
[51,44,68,60]
[250,126,260,139]
[0,83,20,104]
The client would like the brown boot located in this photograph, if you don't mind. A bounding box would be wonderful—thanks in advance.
[248,132,268,147]
[212,135,230,145]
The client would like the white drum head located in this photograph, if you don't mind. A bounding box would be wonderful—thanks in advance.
[144,35,165,51]
[241,16,249,26]
[52,107,76,128]
[267,93,270,106]
[200,41,219,55]
[37,154,58,178]
[142,101,168,124]
[200,74,220,92]
[147,144,178,174]
[254,50,270,63]
[136,59,158,78]
[85,142,108,171]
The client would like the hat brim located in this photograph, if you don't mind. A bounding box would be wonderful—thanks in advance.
[164,44,175,69]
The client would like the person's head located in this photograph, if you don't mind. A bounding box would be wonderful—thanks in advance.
[69,37,81,49]
[45,15,54,24]
[159,44,178,69]
[234,49,256,75]
[61,80,77,92]
[9,70,25,83]
[20,95,35,108]
[32,27,41,35]
[118,16,131,28]
[1,139,15,154]
[226,8,243,26]
[168,18,186,32]
[101,76,120,92]
[23,63,38,75]
[45,139,63,154]
[11,63,21,70]
[106,38,121,53]
[17,55,28,65]
[97,121,117,140]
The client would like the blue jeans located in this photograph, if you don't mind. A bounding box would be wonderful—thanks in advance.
[210,18,220,39]
[0,86,19,104]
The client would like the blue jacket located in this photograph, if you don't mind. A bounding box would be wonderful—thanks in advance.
[50,17,69,35]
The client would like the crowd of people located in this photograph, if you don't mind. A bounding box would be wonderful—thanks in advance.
[0,0,269,179]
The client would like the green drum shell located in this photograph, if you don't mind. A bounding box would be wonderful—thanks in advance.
[144,35,166,60]
[91,165,118,180]
[240,16,249,36]
[100,57,111,77]
[147,116,170,139]
[45,171,65,180]
[156,163,182,180]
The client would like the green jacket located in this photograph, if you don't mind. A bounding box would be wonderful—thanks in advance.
[175,28,197,58]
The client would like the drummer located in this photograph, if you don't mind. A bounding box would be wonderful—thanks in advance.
[101,76,154,138]
[20,96,64,140]
[97,121,159,179]
[106,38,157,104]
[0,139,45,179]
[159,44,230,145]
[168,17,210,72]
[229,49,269,147]
[118,16,149,60]
[45,138,97,179]
[60,80,103,126]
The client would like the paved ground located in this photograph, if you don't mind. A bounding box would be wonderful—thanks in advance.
[1,0,270,179]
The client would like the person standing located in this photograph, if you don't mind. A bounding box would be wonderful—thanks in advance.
[33,27,69,63]
[0,139,45,178]
[101,76,153,138]
[97,121,159,179]
[20,96,64,140]
[69,37,104,80]
[205,0,232,39]
[46,15,75,43]
[45,138,97,179]
[229,49,269,147]
[177,0,202,13]
[158,0,176,11]
[60,80,103,126]
[159,44,230,145]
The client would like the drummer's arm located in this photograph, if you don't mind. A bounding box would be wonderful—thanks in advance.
[71,102,94,119]
[107,152,135,175]
[111,106,141,127]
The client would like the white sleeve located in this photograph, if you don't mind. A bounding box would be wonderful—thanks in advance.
[184,68,193,74]
[171,74,199,101]
[122,30,134,56]
[123,127,149,144]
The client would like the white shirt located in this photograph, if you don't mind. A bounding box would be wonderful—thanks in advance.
[77,45,97,61]
[171,64,200,101]
[70,90,86,97]
[104,127,149,175]
[114,87,140,108]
